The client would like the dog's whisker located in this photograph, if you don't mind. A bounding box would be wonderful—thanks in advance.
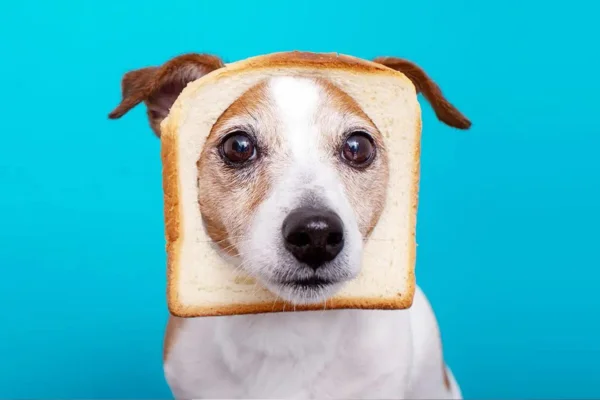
[216,238,255,257]
[218,238,248,250]
[231,260,254,277]
[227,258,256,279]
[250,282,263,297]
[195,234,248,244]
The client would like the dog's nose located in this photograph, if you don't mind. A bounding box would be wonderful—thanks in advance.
[281,207,345,269]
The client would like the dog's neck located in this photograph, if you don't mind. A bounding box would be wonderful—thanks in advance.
[214,310,348,358]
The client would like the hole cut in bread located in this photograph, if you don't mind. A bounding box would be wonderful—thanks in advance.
[161,52,424,317]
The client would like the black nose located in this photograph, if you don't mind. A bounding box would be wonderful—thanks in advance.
[281,207,345,269]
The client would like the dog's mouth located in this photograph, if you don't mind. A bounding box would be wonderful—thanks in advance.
[264,273,349,305]
[278,276,334,289]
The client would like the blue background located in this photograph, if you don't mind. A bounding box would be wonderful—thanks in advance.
[1,0,598,398]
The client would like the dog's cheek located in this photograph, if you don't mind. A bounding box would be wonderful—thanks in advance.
[246,165,273,214]
[197,159,240,256]
[334,168,365,231]
[337,163,389,238]
[238,163,274,228]
[217,165,274,252]
[366,153,390,236]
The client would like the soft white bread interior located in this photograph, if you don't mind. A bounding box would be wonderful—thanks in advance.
[161,52,422,317]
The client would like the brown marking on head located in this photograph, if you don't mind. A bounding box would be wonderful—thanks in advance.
[313,78,389,238]
[317,78,374,124]
[373,57,471,130]
[196,81,277,256]
[108,53,225,136]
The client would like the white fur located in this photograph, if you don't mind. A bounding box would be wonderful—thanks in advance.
[164,77,461,399]
[164,287,461,399]
[238,77,363,304]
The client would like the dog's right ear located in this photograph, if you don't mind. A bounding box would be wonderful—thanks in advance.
[108,53,225,137]
[373,57,471,130]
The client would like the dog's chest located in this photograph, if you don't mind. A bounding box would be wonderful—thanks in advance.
[164,310,413,399]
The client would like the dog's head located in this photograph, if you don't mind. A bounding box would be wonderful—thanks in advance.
[109,53,470,305]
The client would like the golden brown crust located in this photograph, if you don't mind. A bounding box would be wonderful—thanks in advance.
[161,111,184,316]
[208,51,414,90]
[168,295,414,318]
[160,51,419,318]
[404,105,423,313]
[239,51,395,73]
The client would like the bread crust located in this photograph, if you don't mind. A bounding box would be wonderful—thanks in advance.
[161,51,418,317]
[210,51,414,89]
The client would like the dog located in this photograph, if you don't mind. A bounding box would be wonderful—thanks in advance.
[109,52,470,399]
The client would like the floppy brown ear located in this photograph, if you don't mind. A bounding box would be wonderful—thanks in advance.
[108,53,225,137]
[373,57,471,130]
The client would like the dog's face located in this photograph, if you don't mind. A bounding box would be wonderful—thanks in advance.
[197,77,389,304]
[109,52,470,305]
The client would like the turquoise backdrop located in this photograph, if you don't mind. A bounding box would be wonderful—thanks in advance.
[1,0,598,398]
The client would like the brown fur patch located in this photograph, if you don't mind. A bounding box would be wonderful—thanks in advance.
[108,53,225,136]
[317,78,374,124]
[196,81,276,256]
[443,364,451,391]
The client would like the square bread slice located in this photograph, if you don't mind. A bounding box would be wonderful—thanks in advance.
[160,51,421,317]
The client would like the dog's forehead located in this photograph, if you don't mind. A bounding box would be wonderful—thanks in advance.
[207,75,376,157]
[265,77,323,154]
[264,76,368,121]
[267,76,323,123]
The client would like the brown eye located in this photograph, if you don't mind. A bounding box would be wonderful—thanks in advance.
[341,132,375,168]
[220,131,257,165]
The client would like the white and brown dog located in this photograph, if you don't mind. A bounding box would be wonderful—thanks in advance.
[109,53,470,399]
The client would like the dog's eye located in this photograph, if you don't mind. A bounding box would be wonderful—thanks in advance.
[341,132,375,168]
[220,131,257,165]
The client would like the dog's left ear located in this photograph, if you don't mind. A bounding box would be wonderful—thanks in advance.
[108,53,225,137]
[373,57,471,130]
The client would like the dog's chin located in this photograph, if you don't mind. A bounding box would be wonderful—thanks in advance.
[263,279,346,306]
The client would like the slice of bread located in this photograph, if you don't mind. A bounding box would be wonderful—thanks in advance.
[161,51,421,317]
